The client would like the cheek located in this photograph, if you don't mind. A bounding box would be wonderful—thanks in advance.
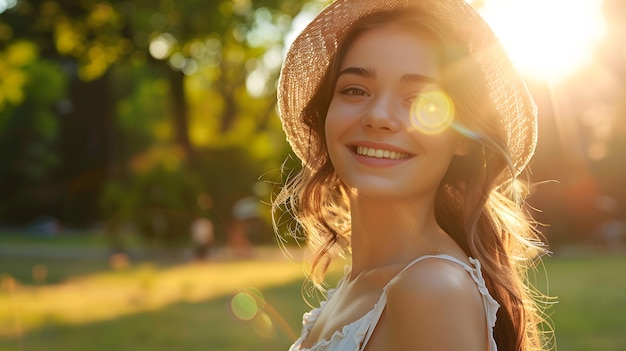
[413,132,463,165]
[325,98,366,133]
[417,128,461,150]
[434,139,464,172]
[325,100,348,140]
[325,101,354,167]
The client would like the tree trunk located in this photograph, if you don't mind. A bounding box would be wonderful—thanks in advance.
[169,69,194,162]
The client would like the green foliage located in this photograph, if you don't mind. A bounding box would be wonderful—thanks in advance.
[0,0,314,229]
[0,41,36,110]
[111,62,173,149]
[0,44,67,220]
[99,144,278,247]
[100,160,202,246]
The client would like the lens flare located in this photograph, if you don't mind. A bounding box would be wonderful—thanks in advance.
[231,288,266,321]
[231,292,258,321]
[451,122,481,141]
[410,89,455,135]
[252,312,275,338]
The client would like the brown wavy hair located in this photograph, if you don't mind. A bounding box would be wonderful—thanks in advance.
[273,10,553,351]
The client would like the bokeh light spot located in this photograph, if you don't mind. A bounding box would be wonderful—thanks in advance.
[410,89,455,135]
[149,33,177,60]
[252,312,275,338]
[0,0,17,15]
[246,287,266,309]
[231,292,258,320]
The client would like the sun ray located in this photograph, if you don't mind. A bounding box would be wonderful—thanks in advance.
[477,0,605,81]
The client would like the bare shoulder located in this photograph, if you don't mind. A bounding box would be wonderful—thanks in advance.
[379,258,488,350]
[388,257,480,298]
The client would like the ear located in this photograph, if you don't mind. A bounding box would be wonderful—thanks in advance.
[454,137,474,157]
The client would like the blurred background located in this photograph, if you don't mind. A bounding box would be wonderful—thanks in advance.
[0,0,624,350]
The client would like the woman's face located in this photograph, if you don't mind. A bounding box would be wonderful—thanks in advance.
[325,23,468,201]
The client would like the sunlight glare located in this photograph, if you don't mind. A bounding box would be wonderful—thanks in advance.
[478,0,605,81]
[0,0,17,15]
[149,33,176,60]
[410,88,455,135]
[246,67,269,97]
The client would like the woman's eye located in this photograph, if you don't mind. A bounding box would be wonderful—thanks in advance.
[341,87,368,96]
[406,93,422,103]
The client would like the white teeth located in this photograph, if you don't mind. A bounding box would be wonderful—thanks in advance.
[356,146,410,159]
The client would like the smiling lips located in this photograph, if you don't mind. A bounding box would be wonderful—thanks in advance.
[355,146,412,160]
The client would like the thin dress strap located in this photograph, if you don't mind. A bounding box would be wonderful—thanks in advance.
[358,254,500,351]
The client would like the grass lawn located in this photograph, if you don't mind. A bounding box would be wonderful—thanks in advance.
[0,246,624,351]
[0,231,120,248]
[539,252,626,351]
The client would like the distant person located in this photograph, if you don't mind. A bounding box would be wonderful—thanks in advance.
[190,217,214,260]
[227,219,253,258]
[272,1,553,350]
[227,196,260,258]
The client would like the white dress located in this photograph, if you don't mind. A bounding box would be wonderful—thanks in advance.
[289,254,500,351]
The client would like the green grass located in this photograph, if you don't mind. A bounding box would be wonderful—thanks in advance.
[1,283,310,351]
[0,248,624,351]
[539,253,626,351]
[0,256,115,285]
[0,230,152,253]
[0,232,112,248]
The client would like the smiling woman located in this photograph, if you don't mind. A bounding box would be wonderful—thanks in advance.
[477,0,606,81]
[273,1,553,350]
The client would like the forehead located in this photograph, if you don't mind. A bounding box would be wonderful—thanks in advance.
[340,22,441,78]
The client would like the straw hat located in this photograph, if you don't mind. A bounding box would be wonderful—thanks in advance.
[277,0,537,176]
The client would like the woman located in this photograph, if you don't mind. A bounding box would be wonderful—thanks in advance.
[273,1,552,350]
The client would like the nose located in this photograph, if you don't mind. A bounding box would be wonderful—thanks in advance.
[361,94,401,132]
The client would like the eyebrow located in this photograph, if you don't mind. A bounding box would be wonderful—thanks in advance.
[400,73,439,85]
[338,67,375,79]
[337,67,439,85]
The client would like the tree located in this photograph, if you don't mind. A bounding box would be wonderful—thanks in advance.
[0,0,315,238]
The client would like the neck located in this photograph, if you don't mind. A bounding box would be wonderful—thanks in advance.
[347,194,447,277]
